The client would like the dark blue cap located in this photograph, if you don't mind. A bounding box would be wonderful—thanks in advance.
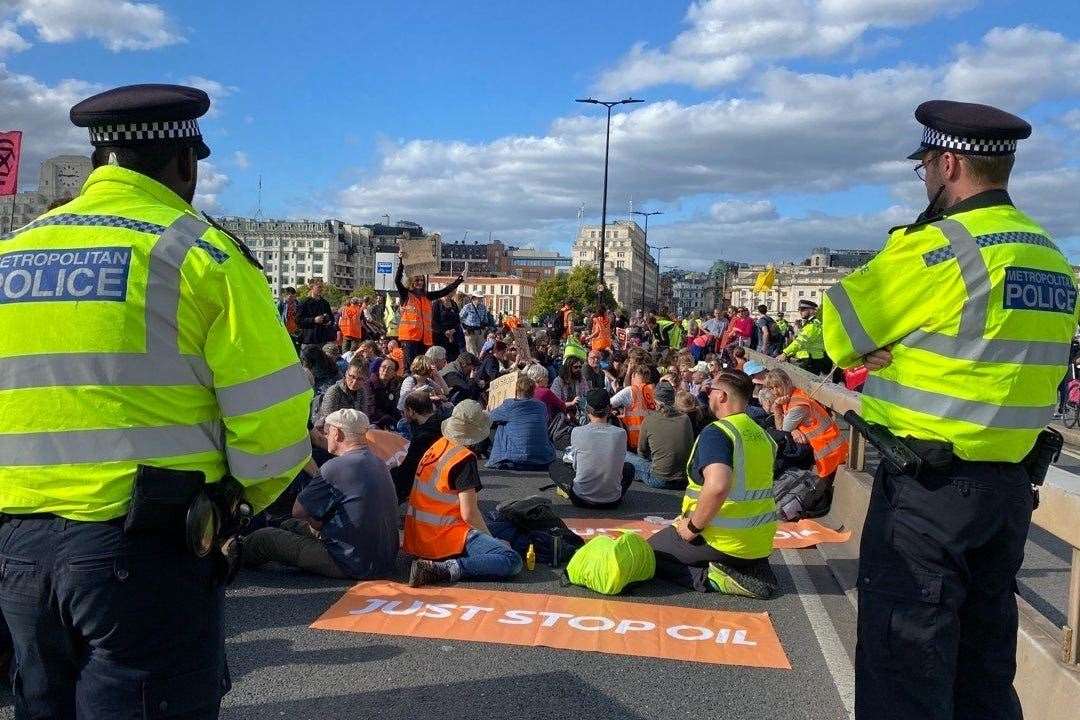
[70,84,211,159]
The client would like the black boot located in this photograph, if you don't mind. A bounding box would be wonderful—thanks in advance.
[408,559,452,588]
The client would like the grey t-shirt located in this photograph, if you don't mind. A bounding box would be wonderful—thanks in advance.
[569,423,628,504]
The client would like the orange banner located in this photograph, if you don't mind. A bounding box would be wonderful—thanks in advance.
[313,581,790,669]
[563,517,850,549]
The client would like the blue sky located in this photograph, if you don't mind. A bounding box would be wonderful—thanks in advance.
[2,0,1078,268]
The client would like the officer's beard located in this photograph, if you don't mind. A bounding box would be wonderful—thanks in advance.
[916,184,947,224]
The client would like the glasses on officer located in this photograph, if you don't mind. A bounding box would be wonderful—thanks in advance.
[913,152,942,182]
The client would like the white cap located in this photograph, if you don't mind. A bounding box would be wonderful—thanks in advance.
[324,409,370,438]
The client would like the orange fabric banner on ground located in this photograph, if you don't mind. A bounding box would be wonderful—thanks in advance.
[563,517,850,549]
[313,581,790,669]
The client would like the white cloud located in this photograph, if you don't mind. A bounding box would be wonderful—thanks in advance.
[179,75,237,117]
[195,161,229,212]
[5,0,183,51]
[232,150,249,169]
[595,0,970,93]
[0,63,98,181]
[0,21,28,55]
[1061,109,1080,132]
[709,199,779,223]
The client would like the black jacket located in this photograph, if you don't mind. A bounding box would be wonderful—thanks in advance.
[390,415,443,502]
[297,296,335,345]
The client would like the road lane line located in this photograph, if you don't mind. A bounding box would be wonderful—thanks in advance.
[781,548,855,719]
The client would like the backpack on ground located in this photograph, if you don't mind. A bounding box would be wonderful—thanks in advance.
[774,468,833,521]
[566,532,656,595]
[486,496,584,566]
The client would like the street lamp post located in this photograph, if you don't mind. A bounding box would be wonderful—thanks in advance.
[576,97,644,288]
[631,209,662,315]
[653,245,671,310]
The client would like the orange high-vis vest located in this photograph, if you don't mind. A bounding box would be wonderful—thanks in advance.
[623,384,657,451]
[591,314,612,351]
[399,293,434,345]
[338,304,362,339]
[785,388,848,478]
[403,437,475,560]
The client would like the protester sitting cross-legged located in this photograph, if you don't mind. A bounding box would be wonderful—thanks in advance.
[440,350,483,404]
[648,371,780,598]
[390,390,444,503]
[625,381,693,490]
[761,368,848,483]
[487,373,556,470]
[397,355,450,417]
[406,400,524,587]
[363,356,402,430]
[243,410,398,579]
[549,388,636,509]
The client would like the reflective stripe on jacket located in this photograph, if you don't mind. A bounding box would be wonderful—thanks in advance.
[783,316,824,359]
[822,199,1078,462]
[682,413,777,560]
[0,165,313,520]
[399,293,433,345]
[338,304,362,339]
[784,388,848,478]
[403,437,473,560]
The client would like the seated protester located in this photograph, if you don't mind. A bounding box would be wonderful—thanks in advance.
[551,355,590,423]
[609,366,657,452]
[313,357,367,432]
[649,371,779,598]
[676,389,711,435]
[441,351,483,404]
[386,338,406,377]
[549,389,635,509]
[243,410,398,579]
[476,340,508,389]
[398,356,450,414]
[740,360,771,424]
[626,381,693,489]
[324,342,347,377]
[406,401,523,587]
[583,350,607,390]
[390,391,444,503]
[424,344,449,373]
[351,339,381,376]
[526,362,569,421]
[363,357,402,430]
[301,344,340,396]
[761,369,847,481]
[487,374,556,470]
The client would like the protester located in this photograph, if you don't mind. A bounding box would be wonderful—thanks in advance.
[441,351,483,404]
[526,362,569,421]
[338,296,364,351]
[549,389,635,508]
[676,389,710,435]
[762,369,848,481]
[434,294,462,362]
[551,355,590,416]
[754,305,782,356]
[324,342,347,376]
[587,304,612,353]
[391,391,444,502]
[406,401,523,587]
[301,344,340,396]
[460,294,495,355]
[487,374,555,470]
[649,371,779,598]
[296,278,336,350]
[363,357,402,429]
[313,357,367,434]
[476,340,508,388]
[398,356,449,415]
[610,365,657,451]
[626,382,694,489]
[243,410,398,579]
[386,338,406,377]
[395,256,465,368]
[277,286,300,349]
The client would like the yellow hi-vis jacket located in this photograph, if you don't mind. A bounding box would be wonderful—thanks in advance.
[783,315,825,359]
[682,413,777,560]
[0,166,313,520]
[822,194,1078,462]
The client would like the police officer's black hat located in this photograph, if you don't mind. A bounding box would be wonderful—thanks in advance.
[798,299,818,311]
[907,100,1031,160]
[70,84,212,160]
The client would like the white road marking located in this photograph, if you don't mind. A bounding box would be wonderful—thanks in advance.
[781,548,856,720]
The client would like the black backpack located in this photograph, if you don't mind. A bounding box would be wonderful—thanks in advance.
[774,469,833,521]
[487,496,584,566]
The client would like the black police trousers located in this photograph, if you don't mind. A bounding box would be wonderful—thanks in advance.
[0,515,229,719]
[854,457,1032,720]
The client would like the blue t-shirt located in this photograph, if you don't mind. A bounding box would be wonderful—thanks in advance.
[299,447,399,579]
[688,423,734,486]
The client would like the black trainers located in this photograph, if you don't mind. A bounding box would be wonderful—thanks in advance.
[408,559,452,588]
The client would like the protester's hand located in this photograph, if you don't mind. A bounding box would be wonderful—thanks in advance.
[314,315,326,325]
[674,516,698,542]
[862,348,893,371]
[569,396,579,406]
[445,329,455,340]
[773,394,791,407]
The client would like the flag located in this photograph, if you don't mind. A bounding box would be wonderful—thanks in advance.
[0,131,22,197]
[753,265,776,293]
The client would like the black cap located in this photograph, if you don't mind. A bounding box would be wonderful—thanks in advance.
[798,299,818,311]
[907,100,1031,160]
[70,84,211,160]
[585,388,610,413]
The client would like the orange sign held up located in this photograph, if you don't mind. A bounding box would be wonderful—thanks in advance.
[313,581,791,669]
[562,517,850,549]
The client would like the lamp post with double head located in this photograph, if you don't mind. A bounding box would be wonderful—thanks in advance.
[575,97,644,288]
[653,245,671,310]
[631,209,662,314]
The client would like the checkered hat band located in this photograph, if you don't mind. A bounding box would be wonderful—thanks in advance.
[921,126,1016,155]
[89,119,201,143]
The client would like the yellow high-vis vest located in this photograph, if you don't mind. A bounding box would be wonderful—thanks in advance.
[0,166,313,520]
[682,413,777,560]
[822,197,1078,462]
[783,316,825,359]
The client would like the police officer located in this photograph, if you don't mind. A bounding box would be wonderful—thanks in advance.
[777,299,828,374]
[821,100,1077,719]
[0,85,312,717]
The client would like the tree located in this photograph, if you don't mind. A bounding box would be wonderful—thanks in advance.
[531,265,617,320]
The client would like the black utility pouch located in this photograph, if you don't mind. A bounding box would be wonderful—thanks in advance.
[124,465,206,535]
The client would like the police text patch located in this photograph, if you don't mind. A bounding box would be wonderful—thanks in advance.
[0,247,131,304]
[1003,266,1077,314]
